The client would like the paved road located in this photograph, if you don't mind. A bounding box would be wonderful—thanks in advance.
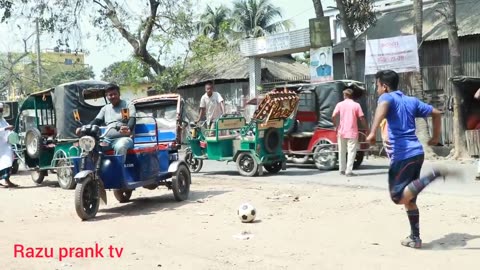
[189,155,480,198]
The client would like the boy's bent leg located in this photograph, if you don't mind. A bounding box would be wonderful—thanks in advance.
[338,136,347,174]
[388,155,424,248]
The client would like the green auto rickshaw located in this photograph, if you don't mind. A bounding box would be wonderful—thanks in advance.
[13,80,110,189]
[185,88,299,176]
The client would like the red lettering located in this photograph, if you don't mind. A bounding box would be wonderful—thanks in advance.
[14,245,53,259]
[14,244,24,258]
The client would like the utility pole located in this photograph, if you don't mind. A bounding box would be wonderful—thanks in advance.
[35,19,42,88]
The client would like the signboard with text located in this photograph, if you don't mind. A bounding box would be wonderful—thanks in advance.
[256,33,291,55]
[364,35,420,75]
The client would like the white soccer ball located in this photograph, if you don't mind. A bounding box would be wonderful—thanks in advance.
[238,203,256,223]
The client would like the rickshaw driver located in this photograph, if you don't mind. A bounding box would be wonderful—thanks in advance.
[196,82,225,136]
[76,83,136,163]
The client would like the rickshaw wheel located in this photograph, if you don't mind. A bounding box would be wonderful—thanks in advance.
[263,161,282,174]
[185,150,203,173]
[11,160,19,174]
[236,152,258,177]
[264,128,281,153]
[75,176,100,221]
[31,170,47,184]
[172,164,190,201]
[57,160,75,190]
[25,128,42,159]
[113,190,133,203]
[353,152,365,169]
[313,141,337,171]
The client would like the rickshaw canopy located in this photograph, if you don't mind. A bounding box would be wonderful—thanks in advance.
[17,80,110,140]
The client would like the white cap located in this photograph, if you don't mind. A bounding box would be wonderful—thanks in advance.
[0,103,3,108]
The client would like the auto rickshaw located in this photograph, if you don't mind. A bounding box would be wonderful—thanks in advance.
[185,88,299,176]
[253,80,369,170]
[72,93,191,220]
[13,80,110,189]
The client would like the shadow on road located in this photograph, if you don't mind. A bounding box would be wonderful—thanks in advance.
[422,233,480,250]
[91,190,229,221]
[199,168,324,177]
[356,164,390,170]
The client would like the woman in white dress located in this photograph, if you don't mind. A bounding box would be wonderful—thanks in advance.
[0,103,17,187]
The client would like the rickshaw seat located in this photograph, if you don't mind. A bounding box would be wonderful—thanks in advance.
[103,143,169,155]
[133,123,176,143]
[205,134,238,141]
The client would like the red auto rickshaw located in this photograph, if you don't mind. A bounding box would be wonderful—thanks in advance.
[250,80,369,170]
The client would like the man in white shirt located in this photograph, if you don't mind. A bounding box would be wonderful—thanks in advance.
[0,103,17,188]
[197,82,225,134]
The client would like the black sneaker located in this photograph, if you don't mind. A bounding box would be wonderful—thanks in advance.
[401,235,422,248]
[432,167,463,182]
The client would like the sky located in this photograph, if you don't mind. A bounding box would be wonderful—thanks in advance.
[0,0,336,79]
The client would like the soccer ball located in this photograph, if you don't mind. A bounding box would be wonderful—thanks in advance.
[238,203,256,223]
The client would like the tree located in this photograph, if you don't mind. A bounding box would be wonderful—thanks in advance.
[232,0,292,38]
[197,5,232,40]
[49,66,94,86]
[312,0,324,18]
[0,0,195,76]
[335,0,376,80]
[0,34,36,99]
[437,0,468,158]
[101,59,150,86]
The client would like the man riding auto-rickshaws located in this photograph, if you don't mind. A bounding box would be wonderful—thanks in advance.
[13,80,112,189]
[75,83,135,163]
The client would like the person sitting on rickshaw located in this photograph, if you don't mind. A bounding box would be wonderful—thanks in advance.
[76,83,136,163]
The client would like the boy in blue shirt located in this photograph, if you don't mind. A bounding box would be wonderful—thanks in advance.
[366,70,460,249]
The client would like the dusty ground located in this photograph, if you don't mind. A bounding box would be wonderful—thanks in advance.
[1,161,479,270]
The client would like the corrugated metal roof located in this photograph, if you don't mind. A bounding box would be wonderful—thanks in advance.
[179,52,309,88]
[333,0,480,53]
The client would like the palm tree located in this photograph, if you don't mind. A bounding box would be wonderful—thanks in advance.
[232,0,292,38]
[197,5,231,40]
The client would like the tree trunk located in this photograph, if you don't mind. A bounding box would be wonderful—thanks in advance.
[412,0,437,159]
[446,0,468,159]
[336,0,357,80]
[312,0,324,18]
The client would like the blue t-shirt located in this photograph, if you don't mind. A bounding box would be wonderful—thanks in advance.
[378,91,433,163]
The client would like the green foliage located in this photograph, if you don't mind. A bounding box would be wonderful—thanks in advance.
[101,59,150,86]
[49,66,94,86]
[197,4,232,40]
[294,51,310,65]
[336,0,377,33]
[232,0,292,38]
[189,35,230,67]
[153,62,186,93]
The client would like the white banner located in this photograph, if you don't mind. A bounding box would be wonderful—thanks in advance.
[310,46,334,82]
[256,33,291,55]
[364,35,420,75]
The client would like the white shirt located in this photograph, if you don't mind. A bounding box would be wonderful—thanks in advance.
[200,92,224,125]
[0,118,13,171]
